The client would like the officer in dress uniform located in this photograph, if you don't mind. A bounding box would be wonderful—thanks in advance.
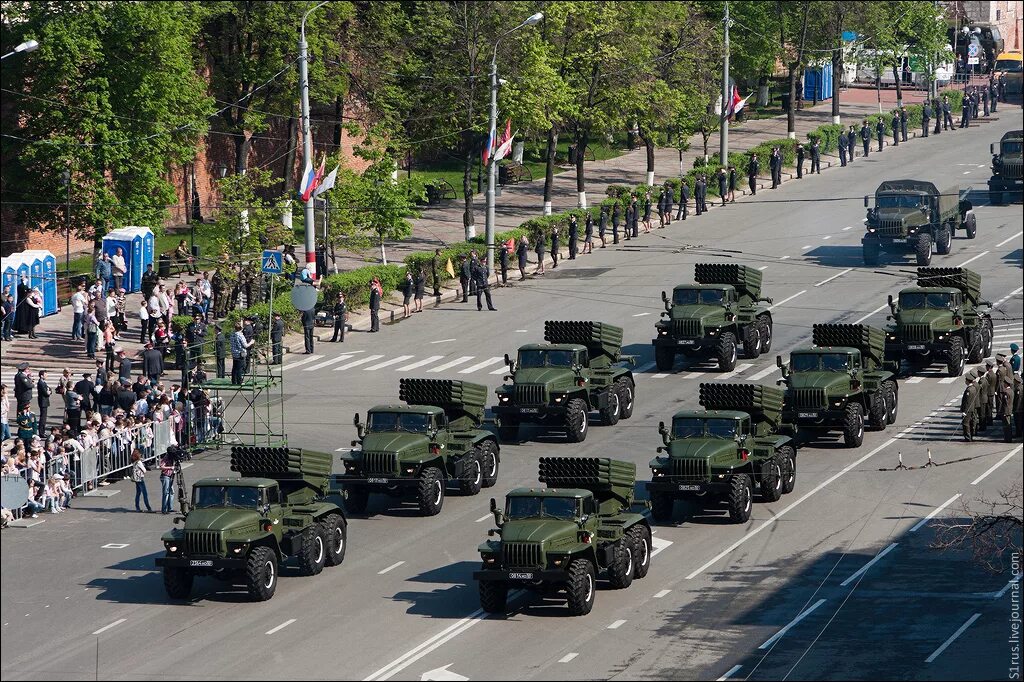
[900,106,908,142]
[875,117,885,152]
[810,138,821,174]
[961,372,979,441]
[860,121,871,157]
[921,101,931,138]
[890,111,900,147]
[838,130,848,165]
[567,214,578,260]
[795,143,805,179]
[748,154,759,195]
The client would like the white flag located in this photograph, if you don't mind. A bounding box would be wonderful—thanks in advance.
[493,132,516,162]
[313,165,339,197]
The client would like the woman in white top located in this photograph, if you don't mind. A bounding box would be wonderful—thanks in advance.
[111,248,127,292]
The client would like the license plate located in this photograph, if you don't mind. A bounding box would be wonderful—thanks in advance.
[907,344,926,350]
[189,559,213,567]
[520,407,539,414]
[508,572,535,580]
[678,484,701,491]
[367,477,388,484]
[897,238,910,244]
[798,412,818,419]
[678,339,696,345]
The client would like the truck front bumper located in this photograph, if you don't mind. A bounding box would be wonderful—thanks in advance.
[652,336,713,352]
[863,234,925,250]
[646,479,725,495]
[493,404,567,421]
[782,409,845,429]
[886,340,948,357]
[474,568,568,582]
[156,556,247,571]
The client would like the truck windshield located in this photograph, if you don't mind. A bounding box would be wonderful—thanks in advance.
[900,292,952,309]
[672,418,736,439]
[793,353,851,372]
[519,349,575,368]
[193,486,261,509]
[994,59,1022,72]
[366,412,430,433]
[1001,140,1022,153]
[506,496,578,520]
[875,195,923,209]
[673,289,725,305]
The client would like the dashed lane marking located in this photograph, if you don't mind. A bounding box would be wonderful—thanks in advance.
[971,445,1022,486]
[559,653,579,663]
[840,542,899,587]
[397,356,445,372]
[378,561,406,575]
[475,514,491,523]
[843,226,854,231]
[993,286,1024,307]
[780,255,791,260]
[758,266,769,271]
[101,543,129,549]
[633,312,652,317]
[634,361,657,374]
[994,574,1022,599]
[814,268,852,287]
[758,599,827,649]
[938,377,958,384]
[334,355,385,371]
[92,618,126,635]
[265,619,296,635]
[801,245,812,250]
[430,338,457,344]
[651,536,674,558]
[962,170,972,174]
[910,494,962,532]
[608,620,627,629]
[925,613,981,663]
[460,357,505,374]
[682,372,705,380]
[854,303,889,325]
[654,589,672,599]
[905,376,925,384]
[956,251,989,268]
[767,290,806,312]
[652,373,670,379]
[717,665,743,681]
[719,363,754,380]
[996,231,1023,248]
[822,235,832,240]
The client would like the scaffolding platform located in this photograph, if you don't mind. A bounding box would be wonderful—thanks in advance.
[199,347,286,449]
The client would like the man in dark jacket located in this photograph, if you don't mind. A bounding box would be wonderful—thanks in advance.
[73,372,95,417]
[989,79,998,112]
[499,240,509,283]
[330,294,347,344]
[942,96,953,130]
[809,138,821,174]
[141,264,159,301]
[694,177,704,215]
[847,125,858,162]
[795,143,805,179]
[567,215,578,260]
[875,117,885,152]
[186,314,207,366]
[769,147,782,188]
[838,130,848,165]
[116,348,133,383]
[458,254,471,303]
[900,106,908,141]
[472,257,496,311]
[301,307,315,354]
[369,278,382,333]
[36,369,51,434]
[890,111,900,146]
[214,326,227,378]
[550,226,560,267]
[431,248,442,297]
[748,154,759,195]
[860,121,871,157]
[271,312,285,362]
[14,362,32,411]
[116,379,136,413]
[677,182,689,220]
[921,101,931,137]
[142,342,164,384]
[516,236,529,280]
[663,185,674,223]
[959,92,971,128]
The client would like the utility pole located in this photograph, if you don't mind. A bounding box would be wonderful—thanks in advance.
[299,1,328,280]
[719,1,730,167]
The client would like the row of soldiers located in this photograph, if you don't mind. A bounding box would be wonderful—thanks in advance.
[960,353,1022,442]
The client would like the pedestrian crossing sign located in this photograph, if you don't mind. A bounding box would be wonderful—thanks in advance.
[261,250,283,275]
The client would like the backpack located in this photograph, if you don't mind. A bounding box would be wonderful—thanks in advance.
[130,462,144,483]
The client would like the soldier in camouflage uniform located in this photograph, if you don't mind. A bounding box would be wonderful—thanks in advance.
[995,354,1015,442]
[978,359,996,430]
[960,371,979,441]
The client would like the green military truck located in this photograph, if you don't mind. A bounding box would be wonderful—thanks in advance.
[778,324,899,448]
[647,383,797,524]
[885,267,994,377]
[653,263,774,371]
[475,457,652,617]
[862,180,977,266]
[340,379,499,516]
[493,321,636,443]
[157,446,347,602]
[988,130,1023,205]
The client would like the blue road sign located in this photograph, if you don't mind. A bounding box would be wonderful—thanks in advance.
[261,249,283,275]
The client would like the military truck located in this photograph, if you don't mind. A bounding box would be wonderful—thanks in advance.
[862,180,977,266]
[475,457,652,617]
[988,130,1023,205]
[647,383,796,524]
[493,321,635,443]
[156,446,346,602]
[652,263,774,371]
[885,267,994,377]
[340,379,499,516]
[778,324,900,448]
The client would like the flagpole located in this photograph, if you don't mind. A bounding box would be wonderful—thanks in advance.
[299,1,328,281]
[720,1,730,168]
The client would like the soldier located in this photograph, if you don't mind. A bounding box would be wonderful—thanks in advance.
[995,354,1015,442]
[795,143,805,179]
[942,96,953,131]
[498,241,509,285]
[1011,343,1021,372]
[567,214,578,260]
[989,79,998,113]
[36,370,50,434]
[1015,367,1023,438]
[717,167,728,205]
[368,277,382,333]
[860,120,871,158]
[630,194,641,238]
[890,110,900,147]
[960,371,979,441]
[748,153,759,195]
[900,105,908,142]
[458,254,471,302]
[848,125,858,162]
[979,359,997,430]
[214,325,226,378]
[598,205,608,246]
[583,211,595,251]
[549,225,560,267]
[875,117,885,152]
[271,312,285,363]
[810,138,821,174]
[697,175,708,214]
[611,200,622,244]
[769,146,781,188]
[431,248,442,297]
[959,92,971,128]
[921,101,932,138]
[678,180,690,219]
[838,129,848,165]
[472,256,496,312]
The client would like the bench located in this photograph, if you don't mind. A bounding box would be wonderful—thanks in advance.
[498,163,532,186]
[424,179,458,205]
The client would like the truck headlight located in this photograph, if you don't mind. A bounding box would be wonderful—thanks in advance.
[868,228,876,233]
[832,400,844,408]
[708,329,717,336]
[659,330,668,336]
[652,468,665,477]
[229,543,248,555]
[164,542,179,554]
[553,393,566,403]
[498,395,510,403]
[482,555,497,564]
[405,467,415,474]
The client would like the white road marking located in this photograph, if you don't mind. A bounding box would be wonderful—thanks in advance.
[334,355,386,371]
[682,372,705,380]
[996,231,1023,248]
[801,245,812,250]
[758,266,769,271]
[397,356,445,372]
[905,376,925,384]
[101,543,129,549]
[840,542,899,587]
[420,664,468,681]
[977,164,986,168]
[427,356,475,373]
[608,619,627,629]
[91,618,126,635]
[925,613,981,663]
[365,355,415,371]
[962,170,972,174]
[378,561,406,575]
[634,361,657,374]
[717,665,743,681]
[459,357,505,374]
[994,574,1022,599]
[748,366,779,381]
[956,251,989,268]
[652,373,670,379]
[938,377,958,384]
[719,363,754,380]
[475,514,492,523]
[431,338,457,344]
[650,536,673,558]
[280,355,323,371]
[265,619,296,635]
[767,290,806,312]
[336,447,352,452]
[780,255,791,260]
[758,599,827,649]
[633,312,652,317]
[654,589,672,599]
[814,268,852,287]
[971,445,1022,485]
[303,354,357,371]
[993,286,1024,308]
[822,235,832,240]
[559,653,579,663]
[992,333,1022,340]
[910,494,962,532]
[854,303,889,325]
[843,226,854,231]
[490,364,512,375]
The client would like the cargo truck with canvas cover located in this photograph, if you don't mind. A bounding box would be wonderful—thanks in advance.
[988,130,1022,205]
[475,457,651,617]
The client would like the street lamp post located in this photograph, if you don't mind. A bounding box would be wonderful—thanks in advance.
[299,1,329,280]
[485,12,543,278]
[1,39,38,60]
[720,2,730,167]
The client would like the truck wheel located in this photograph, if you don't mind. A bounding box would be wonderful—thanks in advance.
[964,212,977,237]
[245,546,278,602]
[457,450,483,496]
[321,513,347,567]
[716,332,738,372]
[758,457,783,502]
[163,566,193,599]
[868,394,888,431]
[344,485,369,514]
[742,324,762,359]
[565,398,588,443]
[607,538,635,589]
[915,233,932,266]
[842,402,865,447]
[565,559,596,616]
[883,380,899,424]
[417,466,445,516]
[863,241,881,266]
[757,315,773,353]
[650,491,674,522]
[628,524,652,579]
[654,345,675,371]
[479,579,508,614]
[946,336,965,377]
[297,524,326,576]
[497,419,519,443]
[480,440,500,488]
[778,446,797,494]
[727,474,753,524]
[615,378,635,420]
[600,390,620,426]
[935,224,951,255]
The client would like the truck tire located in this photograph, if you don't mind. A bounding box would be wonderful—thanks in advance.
[321,513,347,567]
[842,402,865,448]
[497,419,519,443]
[628,525,652,579]
[245,546,278,602]
[565,559,596,616]
[297,524,326,576]
[883,380,898,424]
[863,241,881,266]
[868,394,888,431]
[758,457,783,502]
[600,390,621,426]
[742,324,762,359]
[480,440,500,488]
[163,566,193,599]
[344,485,369,514]
[716,332,738,372]
[727,474,753,524]
[564,398,588,443]
[650,491,674,522]
[615,377,635,420]
[654,345,675,371]
[607,538,635,589]
[417,466,445,516]
[457,450,483,496]
[964,212,977,238]
[915,233,932,266]
[778,446,797,494]
[935,224,951,255]
[479,579,508,614]
[946,335,965,377]
[757,315,773,353]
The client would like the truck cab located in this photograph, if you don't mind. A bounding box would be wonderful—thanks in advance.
[863,180,974,265]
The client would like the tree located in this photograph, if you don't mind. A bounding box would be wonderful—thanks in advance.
[779,1,812,139]
[933,483,1022,574]
[356,156,423,265]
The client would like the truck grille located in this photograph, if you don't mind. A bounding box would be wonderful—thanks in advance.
[514,384,545,406]
[362,451,398,474]
[185,530,222,556]
[876,220,905,237]
[671,458,709,482]
[899,323,932,343]
[502,542,543,568]
[672,319,702,338]
[1003,162,1022,180]
[791,388,827,409]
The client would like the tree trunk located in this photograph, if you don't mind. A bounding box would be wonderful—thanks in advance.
[462,130,476,240]
[379,232,387,265]
[831,47,842,125]
[333,95,343,148]
[638,124,655,186]
[892,63,903,108]
[542,126,558,215]
[575,127,589,208]
[234,133,251,174]
[787,64,798,138]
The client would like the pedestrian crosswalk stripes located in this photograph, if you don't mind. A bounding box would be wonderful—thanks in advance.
[426,356,475,373]
[396,356,445,372]
[333,354,385,371]
[280,354,323,372]
[302,354,357,371]
[459,357,504,374]
[364,355,414,371]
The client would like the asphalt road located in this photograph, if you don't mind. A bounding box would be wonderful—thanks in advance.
[2,111,1022,682]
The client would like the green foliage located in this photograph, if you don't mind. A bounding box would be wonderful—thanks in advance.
[318,265,407,311]
[807,124,844,153]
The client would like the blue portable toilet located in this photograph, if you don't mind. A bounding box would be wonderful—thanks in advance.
[20,249,58,315]
[0,255,19,298]
[102,226,154,293]
[804,61,833,102]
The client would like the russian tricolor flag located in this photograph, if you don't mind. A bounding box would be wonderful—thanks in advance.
[299,156,326,202]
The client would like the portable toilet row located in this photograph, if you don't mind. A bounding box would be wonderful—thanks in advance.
[101,226,155,293]
[0,249,58,316]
